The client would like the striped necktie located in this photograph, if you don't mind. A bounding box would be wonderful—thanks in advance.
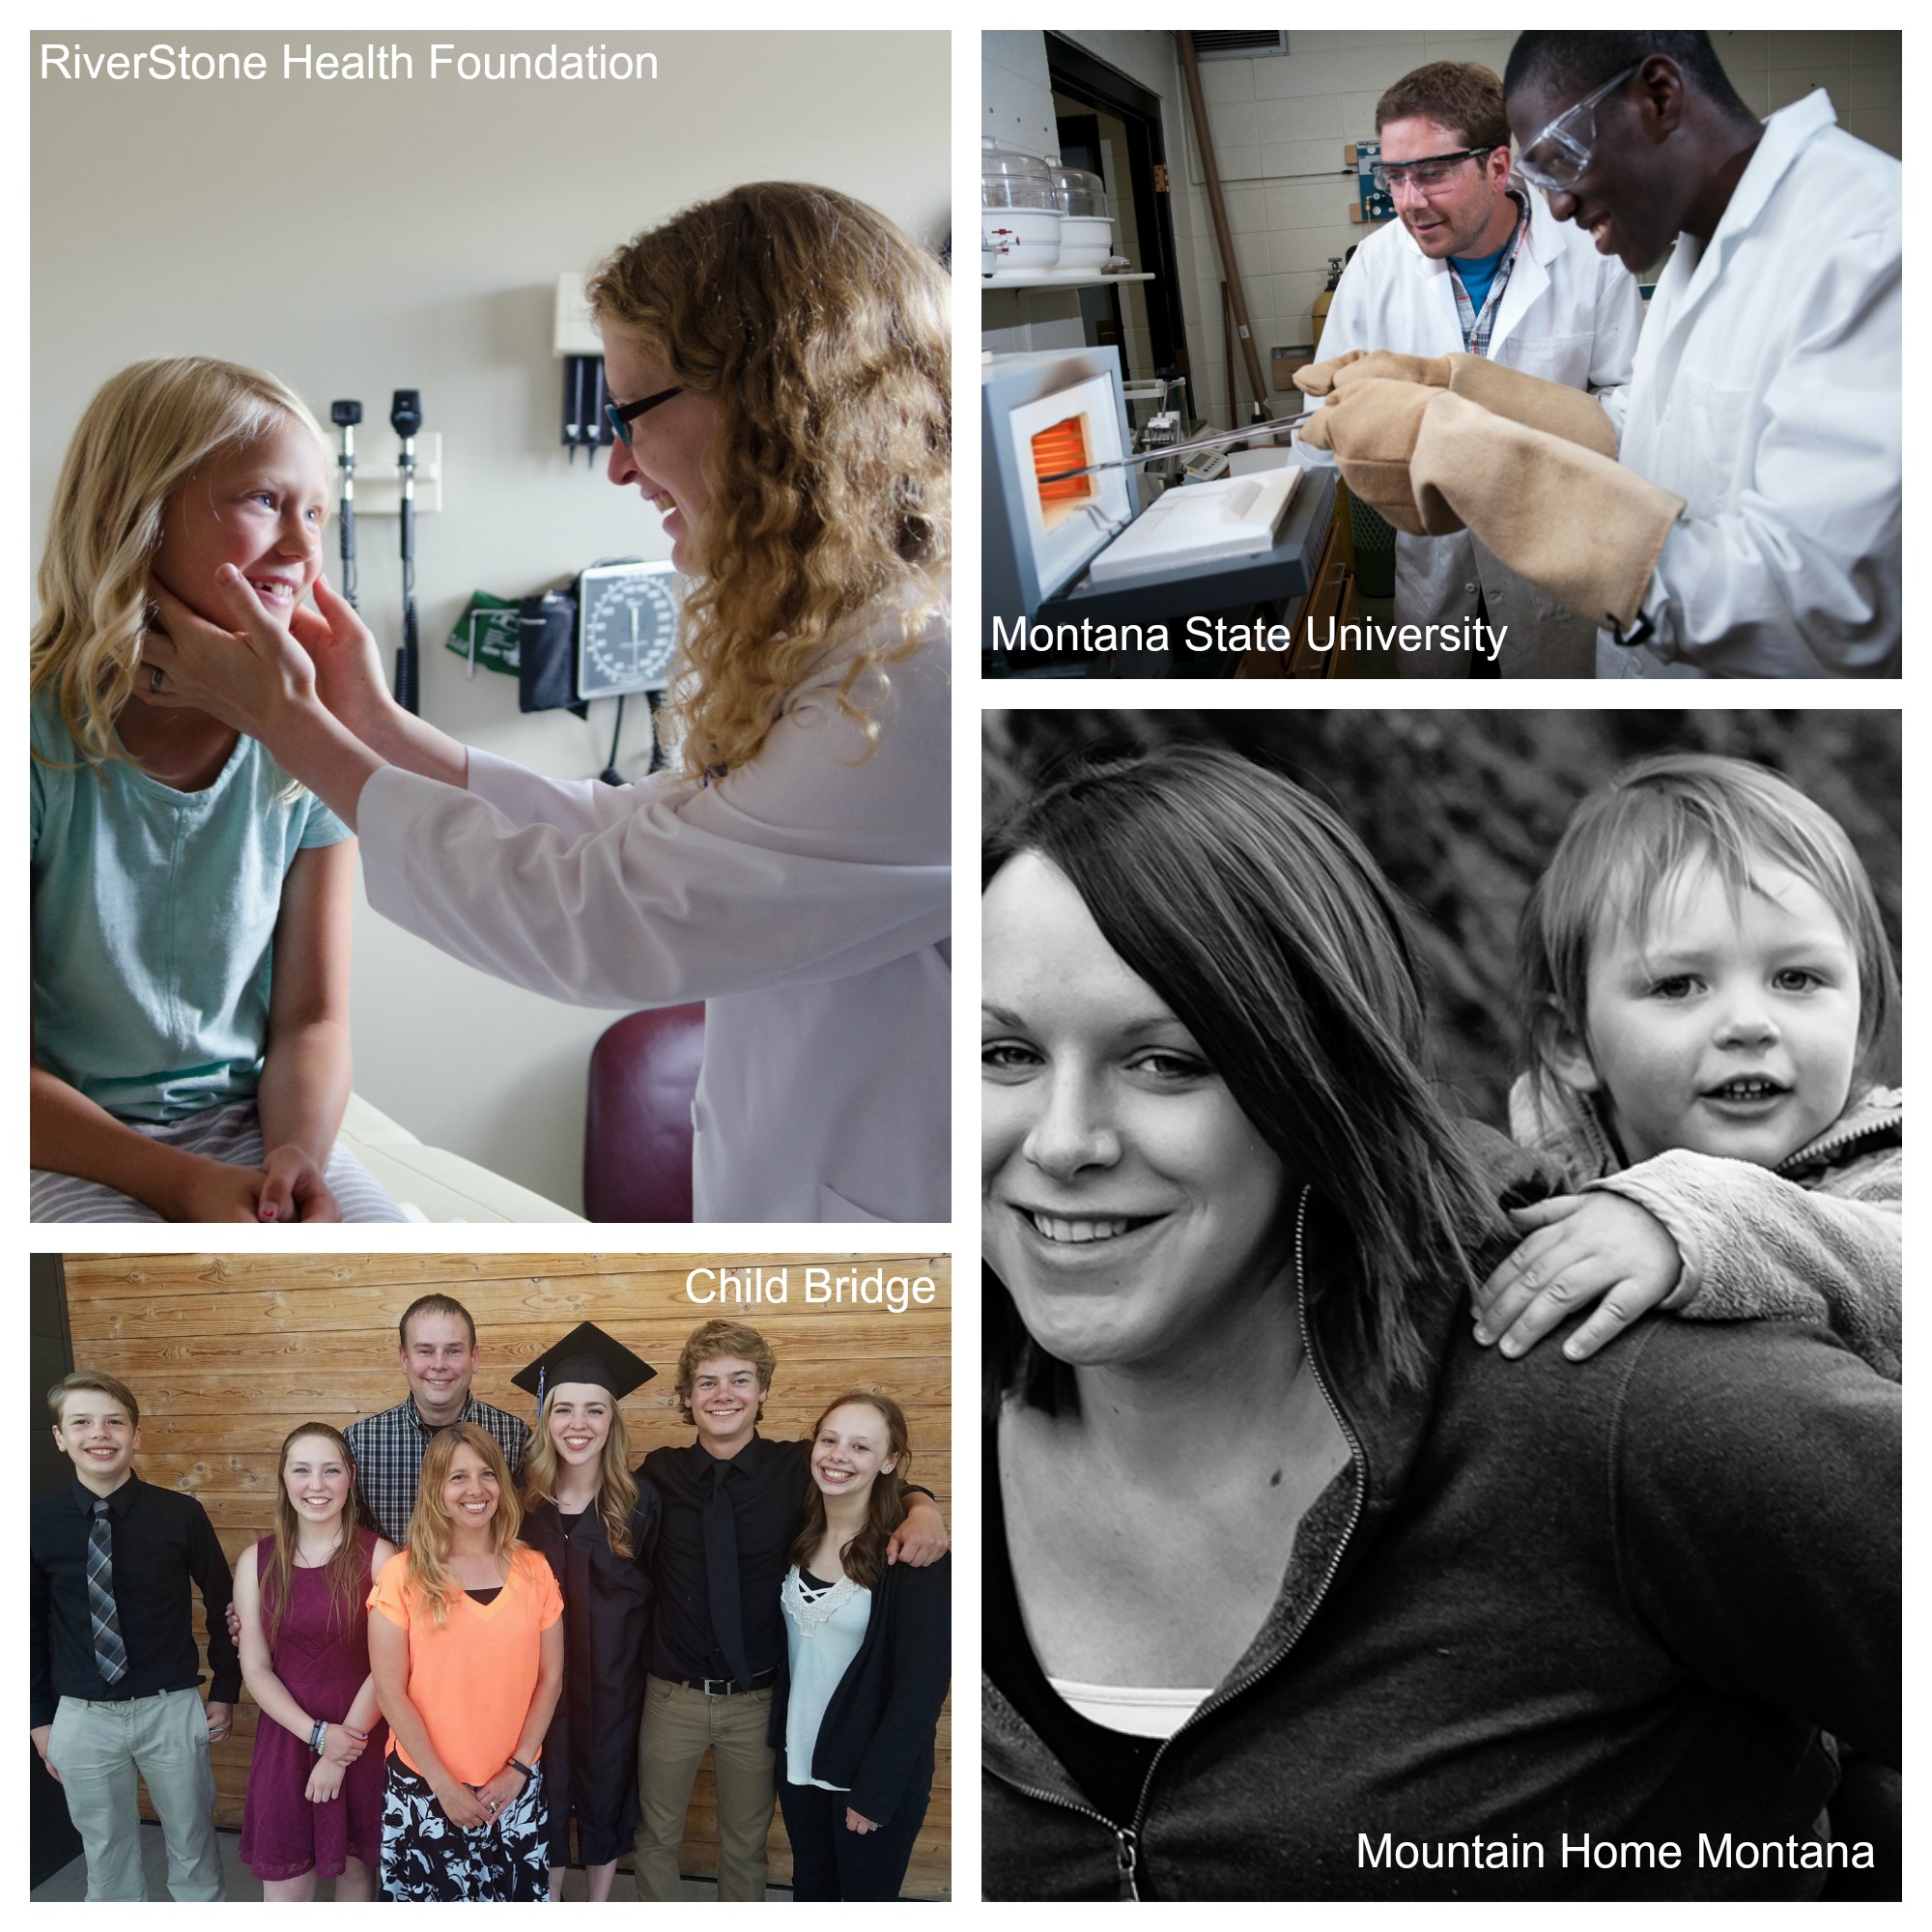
[87,1497,129,1685]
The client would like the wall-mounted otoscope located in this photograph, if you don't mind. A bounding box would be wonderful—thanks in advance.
[554,273,614,467]
[329,400,361,608]
[390,389,422,714]
[562,355,613,465]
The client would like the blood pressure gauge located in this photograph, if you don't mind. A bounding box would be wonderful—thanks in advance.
[575,559,683,699]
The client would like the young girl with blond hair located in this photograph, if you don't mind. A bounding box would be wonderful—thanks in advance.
[32,355,403,1222]
[366,1422,563,1901]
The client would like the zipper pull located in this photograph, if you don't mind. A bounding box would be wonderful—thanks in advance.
[1117,1827,1141,1900]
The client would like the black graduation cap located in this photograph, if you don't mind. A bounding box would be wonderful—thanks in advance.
[511,1321,657,1410]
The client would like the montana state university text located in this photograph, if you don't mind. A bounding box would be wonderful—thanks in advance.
[990,614,1506,662]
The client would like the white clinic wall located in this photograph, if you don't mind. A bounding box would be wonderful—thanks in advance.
[32,32,950,1213]
[983,30,1900,434]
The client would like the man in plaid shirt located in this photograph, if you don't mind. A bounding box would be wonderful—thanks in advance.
[345,1293,528,1545]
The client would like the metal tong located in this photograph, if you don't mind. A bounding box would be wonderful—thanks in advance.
[1035,415,1301,488]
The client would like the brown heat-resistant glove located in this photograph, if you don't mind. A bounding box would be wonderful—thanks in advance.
[1294,379,1463,536]
[1409,391,1683,631]
[1329,350,1452,389]
[1292,349,1368,396]
[1437,355,1618,460]
[1325,350,1618,458]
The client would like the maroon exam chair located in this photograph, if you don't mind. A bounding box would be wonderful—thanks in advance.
[582,1004,705,1222]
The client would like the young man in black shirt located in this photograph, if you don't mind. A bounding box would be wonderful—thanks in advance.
[30,1371,240,1901]
[632,1320,947,1901]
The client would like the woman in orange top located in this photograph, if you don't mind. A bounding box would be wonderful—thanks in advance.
[367,1423,564,1901]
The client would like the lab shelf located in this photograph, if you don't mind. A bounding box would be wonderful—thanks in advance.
[980,271,1156,292]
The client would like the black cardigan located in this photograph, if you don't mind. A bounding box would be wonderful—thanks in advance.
[770,1553,952,1825]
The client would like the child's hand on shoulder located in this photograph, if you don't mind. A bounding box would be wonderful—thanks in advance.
[257,1146,344,1224]
[1473,1193,1683,1363]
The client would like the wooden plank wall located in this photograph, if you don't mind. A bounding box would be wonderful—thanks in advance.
[58,1251,952,1899]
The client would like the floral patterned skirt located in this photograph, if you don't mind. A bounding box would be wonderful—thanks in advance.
[380,1757,550,1901]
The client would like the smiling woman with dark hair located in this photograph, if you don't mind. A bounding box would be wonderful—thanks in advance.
[980,742,1898,1901]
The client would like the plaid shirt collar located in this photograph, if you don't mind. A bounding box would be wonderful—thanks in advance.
[349,1392,527,1546]
[405,1391,487,1435]
[1447,188,1529,357]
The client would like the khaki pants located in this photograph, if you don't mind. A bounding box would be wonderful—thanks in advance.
[46,1688,223,1901]
[632,1675,776,1902]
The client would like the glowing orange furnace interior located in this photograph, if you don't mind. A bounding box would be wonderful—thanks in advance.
[1031,415,1093,522]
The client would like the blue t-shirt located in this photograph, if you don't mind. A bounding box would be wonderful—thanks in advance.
[31,689,352,1122]
[1450,239,1512,316]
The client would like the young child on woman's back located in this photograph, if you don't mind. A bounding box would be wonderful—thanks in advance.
[1477,753,1899,1375]
[32,356,404,1222]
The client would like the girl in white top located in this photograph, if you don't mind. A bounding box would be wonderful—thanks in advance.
[140,184,952,1222]
[777,1393,950,1901]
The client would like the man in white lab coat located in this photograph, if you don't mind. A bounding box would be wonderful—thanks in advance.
[1303,61,1640,677]
[1500,32,1899,676]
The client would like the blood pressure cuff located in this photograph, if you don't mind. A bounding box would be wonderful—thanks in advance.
[517,589,586,716]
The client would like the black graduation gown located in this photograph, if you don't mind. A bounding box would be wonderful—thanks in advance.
[524,1488,662,1867]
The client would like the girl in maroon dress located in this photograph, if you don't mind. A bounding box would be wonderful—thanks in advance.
[235,1423,395,1899]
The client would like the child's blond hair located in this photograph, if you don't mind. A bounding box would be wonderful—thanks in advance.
[1518,753,1898,1114]
[32,355,327,772]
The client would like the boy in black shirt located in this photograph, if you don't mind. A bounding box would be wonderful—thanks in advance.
[30,1371,240,1901]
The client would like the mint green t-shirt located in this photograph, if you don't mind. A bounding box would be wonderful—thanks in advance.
[31,690,352,1122]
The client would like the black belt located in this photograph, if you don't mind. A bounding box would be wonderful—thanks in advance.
[71,1681,201,1705]
[668,1666,777,1697]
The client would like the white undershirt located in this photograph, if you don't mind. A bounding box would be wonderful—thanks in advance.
[1047,1676,1211,1740]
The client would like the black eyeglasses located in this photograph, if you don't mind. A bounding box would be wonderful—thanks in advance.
[604,384,684,445]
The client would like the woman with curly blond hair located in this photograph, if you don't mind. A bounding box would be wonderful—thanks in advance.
[142,183,951,1222]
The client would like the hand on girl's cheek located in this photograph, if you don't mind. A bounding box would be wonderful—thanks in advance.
[151,569,241,639]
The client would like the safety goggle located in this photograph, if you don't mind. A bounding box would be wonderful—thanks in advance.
[604,384,684,445]
[1516,62,1642,193]
[1371,147,1497,194]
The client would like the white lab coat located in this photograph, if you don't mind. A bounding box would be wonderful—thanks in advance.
[356,599,951,1223]
[1604,92,1899,678]
[1303,186,1641,675]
